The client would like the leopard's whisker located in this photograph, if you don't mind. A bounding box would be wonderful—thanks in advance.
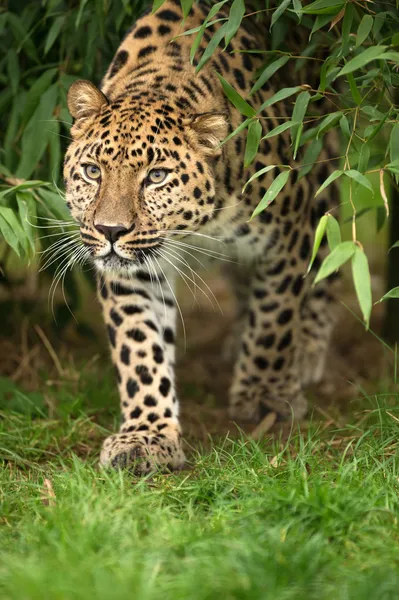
[151,251,186,349]
[41,118,72,127]
[51,178,67,200]
[39,237,83,272]
[27,218,74,231]
[54,243,89,319]
[162,239,208,271]
[37,230,80,243]
[40,246,80,274]
[58,248,85,322]
[48,247,81,322]
[144,253,167,323]
[213,199,244,212]
[163,230,226,244]
[159,236,235,263]
[158,246,217,311]
[156,247,200,308]
[142,254,155,286]
[38,231,80,251]
[160,237,234,263]
[160,246,221,313]
[35,216,74,223]
[76,244,92,268]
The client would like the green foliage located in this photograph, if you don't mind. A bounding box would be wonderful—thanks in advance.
[0,0,148,182]
[0,0,149,311]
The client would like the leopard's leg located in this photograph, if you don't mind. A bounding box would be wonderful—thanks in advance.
[299,163,341,388]
[98,271,185,474]
[227,159,340,422]
[222,266,253,362]
[228,256,309,423]
[299,275,340,388]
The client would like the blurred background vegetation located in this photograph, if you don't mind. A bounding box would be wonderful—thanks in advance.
[0,0,151,331]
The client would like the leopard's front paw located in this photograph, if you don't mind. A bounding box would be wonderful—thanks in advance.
[100,424,185,475]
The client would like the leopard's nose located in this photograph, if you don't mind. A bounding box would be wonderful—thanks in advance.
[95,224,128,243]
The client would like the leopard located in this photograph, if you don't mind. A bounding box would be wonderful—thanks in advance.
[63,0,340,474]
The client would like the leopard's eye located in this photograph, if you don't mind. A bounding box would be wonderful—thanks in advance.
[83,164,101,181]
[147,169,168,185]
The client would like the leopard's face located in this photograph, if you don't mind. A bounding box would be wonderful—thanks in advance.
[64,82,226,275]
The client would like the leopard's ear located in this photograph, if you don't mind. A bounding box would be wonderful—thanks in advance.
[187,112,228,156]
[67,80,108,128]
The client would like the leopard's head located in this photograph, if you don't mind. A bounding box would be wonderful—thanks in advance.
[63,80,227,274]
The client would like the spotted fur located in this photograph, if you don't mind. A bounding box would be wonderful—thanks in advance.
[64,1,340,474]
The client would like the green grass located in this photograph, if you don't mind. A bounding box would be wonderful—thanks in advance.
[0,370,399,600]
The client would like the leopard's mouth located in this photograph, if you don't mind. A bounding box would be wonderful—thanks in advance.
[94,244,163,274]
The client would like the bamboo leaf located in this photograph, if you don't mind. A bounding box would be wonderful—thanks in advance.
[315,170,343,197]
[16,85,58,179]
[244,120,262,167]
[270,0,292,29]
[356,14,373,48]
[180,0,194,19]
[298,138,323,180]
[219,117,253,148]
[7,49,20,96]
[326,214,341,251]
[343,170,374,195]
[314,241,357,284]
[21,68,58,126]
[258,86,302,113]
[365,110,390,143]
[386,159,399,176]
[0,180,50,200]
[293,122,303,160]
[0,206,28,256]
[0,213,21,257]
[217,73,256,117]
[291,91,311,158]
[357,143,370,173]
[339,114,351,139]
[300,0,344,15]
[242,165,277,193]
[37,188,72,221]
[379,287,399,302]
[250,56,290,96]
[307,214,328,274]
[196,22,228,72]
[152,0,167,13]
[378,51,399,63]
[251,170,290,219]
[292,91,311,125]
[76,0,90,28]
[317,112,343,139]
[390,123,399,164]
[16,191,36,254]
[293,0,302,20]
[224,0,245,47]
[188,1,229,62]
[262,121,293,140]
[347,73,362,105]
[44,15,65,55]
[338,45,388,76]
[352,247,372,327]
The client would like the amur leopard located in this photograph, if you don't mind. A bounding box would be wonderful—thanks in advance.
[64,0,339,474]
